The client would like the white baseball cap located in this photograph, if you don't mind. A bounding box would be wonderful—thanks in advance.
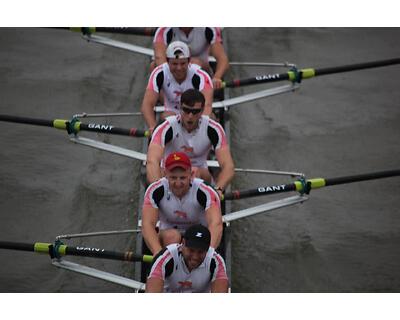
[166,41,190,59]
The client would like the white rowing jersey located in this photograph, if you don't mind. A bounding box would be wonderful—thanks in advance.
[151,115,228,168]
[147,62,212,114]
[143,177,220,231]
[154,27,223,63]
[148,243,228,293]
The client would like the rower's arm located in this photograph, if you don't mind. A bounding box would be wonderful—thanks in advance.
[201,87,214,116]
[140,89,160,132]
[145,277,164,293]
[141,206,162,255]
[209,42,229,88]
[153,42,167,67]
[146,142,164,184]
[215,146,235,191]
[211,278,229,293]
[205,205,223,249]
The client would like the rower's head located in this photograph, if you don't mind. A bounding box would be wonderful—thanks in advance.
[164,151,192,197]
[182,224,210,270]
[180,89,205,132]
[166,41,190,82]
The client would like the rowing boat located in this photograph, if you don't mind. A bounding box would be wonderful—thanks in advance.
[0,27,400,292]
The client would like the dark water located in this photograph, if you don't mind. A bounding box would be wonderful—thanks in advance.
[0,28,400,292]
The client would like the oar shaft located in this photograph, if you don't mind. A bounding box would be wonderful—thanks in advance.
[224,57,400,88]
[0,241,153,263]
[324,169,400,187]
[314,58,400,77]
[94,27,157,36]
[224,169,400,200]
[0,114,149,138]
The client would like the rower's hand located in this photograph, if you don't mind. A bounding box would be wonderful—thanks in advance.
[212,77,223,89]
[214,186,224,200]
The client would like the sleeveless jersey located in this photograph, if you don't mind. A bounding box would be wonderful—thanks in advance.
[146,62,212,114]
[148,243,228,293]
[154,27,223,63]
[143,177,220,231]
[151,115,228,168]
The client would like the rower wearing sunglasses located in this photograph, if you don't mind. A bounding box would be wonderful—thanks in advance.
[146,88,235,198]
[140,41,214,135]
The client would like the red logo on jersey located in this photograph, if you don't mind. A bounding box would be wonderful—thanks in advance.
[181,146,194,153]
[178,281,192,288]
[175,210,188,219]
[174,90,182,98]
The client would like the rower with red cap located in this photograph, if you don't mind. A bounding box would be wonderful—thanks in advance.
[146,224,229,293]
[142,151,223,256]
[140,40,214,135]
[146,88,235,196]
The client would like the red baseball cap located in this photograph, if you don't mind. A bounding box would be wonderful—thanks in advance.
[165,152,191,170]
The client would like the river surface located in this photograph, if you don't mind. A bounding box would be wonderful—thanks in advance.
[0,28,399,292]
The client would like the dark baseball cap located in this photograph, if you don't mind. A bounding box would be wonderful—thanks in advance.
[183,224,211,251]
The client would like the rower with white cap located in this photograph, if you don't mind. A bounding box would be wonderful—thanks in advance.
[140,40,214,134]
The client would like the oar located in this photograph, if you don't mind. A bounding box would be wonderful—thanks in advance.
[69,27,157,36]
[0,114,150,138]
[0,240,153,263]
[222,57,400,88]
[223,169,400,200]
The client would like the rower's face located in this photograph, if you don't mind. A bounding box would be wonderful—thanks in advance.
[180,102,203,132]
[168,58,189,82]
[182,242,207,270]
[165,167,192,197]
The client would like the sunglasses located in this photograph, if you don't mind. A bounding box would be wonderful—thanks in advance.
[181,106,203,115]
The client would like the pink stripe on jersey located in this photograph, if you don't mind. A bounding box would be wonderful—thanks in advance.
[143,179,164,208]
[208,119,227,150]
[153,27,168,44]
[149,250,172,279]
[147,65,163,92]
[213,253,228,280]
[214,27,223,43]
[196,68,213,90]
[199,183,221,209]
[151,120,171,146]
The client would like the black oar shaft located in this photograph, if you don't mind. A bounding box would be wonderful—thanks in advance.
[0,241,153,263]
[314,58,400,76]
[224,57,400,88]
[94,27,157,36]
[324,169,400,187]
[224,169,400,201]
[0,114,149,138]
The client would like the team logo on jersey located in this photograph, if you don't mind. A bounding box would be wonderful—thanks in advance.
[174,90,182,98]
[175,210,188,219]
[181,146,194,153]
[178,281,192,289]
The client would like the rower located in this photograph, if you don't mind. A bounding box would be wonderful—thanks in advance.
[145,224,229,293]
[152,27,230,89]
[142,151,223,255]
[146,88,235,195]
[141,40,213,134]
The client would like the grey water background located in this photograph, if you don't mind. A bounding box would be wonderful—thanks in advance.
[0,28,399,292]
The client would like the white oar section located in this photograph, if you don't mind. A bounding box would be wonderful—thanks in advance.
[71,137,301,177]
[222,195,308,224]
[70,136,221,168]
[82,34,154,57]
[52,260,146,291]
[154,84,299,113]
[70,136,146,162]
